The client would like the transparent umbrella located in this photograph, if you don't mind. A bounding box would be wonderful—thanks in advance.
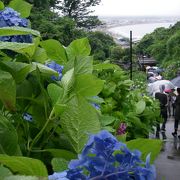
[147,80,175,96]
[171,76,180,87]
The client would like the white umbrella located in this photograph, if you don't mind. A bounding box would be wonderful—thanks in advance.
[147,80,175,96]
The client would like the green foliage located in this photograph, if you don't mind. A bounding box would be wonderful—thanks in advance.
[88,31,116,61]
[51,158,68,172]
[57,0,102,28]
[8,0,32,18]
[0,155,48,177]
[0,70,16,111]
[0,115,19,155]
[136,22,180,79]
[30,8,86,46]
[95,63,160,139]
[0,1,4,9]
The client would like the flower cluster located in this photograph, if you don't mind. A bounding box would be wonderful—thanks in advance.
[0,7,32,43]
[49,130,156,180]
[117,123,127,135]
[46,61,64,81]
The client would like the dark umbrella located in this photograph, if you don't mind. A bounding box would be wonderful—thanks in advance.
[171,76,180,87]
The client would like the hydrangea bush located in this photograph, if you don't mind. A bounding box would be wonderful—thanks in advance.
[49,130,156,180]
[0,7,32,43]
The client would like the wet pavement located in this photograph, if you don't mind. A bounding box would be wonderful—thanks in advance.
[153,116,180,179]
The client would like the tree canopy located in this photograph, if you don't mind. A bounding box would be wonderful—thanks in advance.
[57,0,102,28]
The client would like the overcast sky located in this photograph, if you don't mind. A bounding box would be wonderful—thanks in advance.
[92,0,180,16]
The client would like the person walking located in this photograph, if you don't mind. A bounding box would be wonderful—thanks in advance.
[155,85,168,137]
[172,88,180,137]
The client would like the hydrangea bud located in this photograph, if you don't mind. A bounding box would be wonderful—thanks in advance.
[117,123,127,135]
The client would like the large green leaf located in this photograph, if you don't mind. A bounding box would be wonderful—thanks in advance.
[9,0,32,18]
[47,84,63,105]
[61,68,75,98]
[135,100,146,114]
[93,63,120,71]
[0,155,48,177]
[0,27,40,37]
[66,38,91,61]
[126,138,162,163]
[0,115,18,155]
[51,158,68,172]
[30,62,58,77]
[61,95,100,153]
[0,61,31,83]
[0,70,16,111]
[74,56,93,75]
[32,47,48,63]
[40,39,67,63]
[0,1,4,10]
[44,149,76,160]
[4,176,41,180]
[0,165,12,180]
[0,42,36,58]
[75,74,104,96]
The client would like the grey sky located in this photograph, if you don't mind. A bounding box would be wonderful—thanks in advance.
[92,0,180,16]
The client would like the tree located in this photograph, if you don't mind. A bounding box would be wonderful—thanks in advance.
[88,31,116,61]
[57,0,102,28]
[30,7,86,46]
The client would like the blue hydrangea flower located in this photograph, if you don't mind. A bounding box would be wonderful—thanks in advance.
[22,113,33,122]
[0,7,32,43]
[91,103,100,110]
[46,61,64,81]
[48,171,69,180]
[49,130,156,180]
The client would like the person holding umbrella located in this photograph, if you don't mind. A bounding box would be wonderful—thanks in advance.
[155,85,168,137]
[172,88,180,138]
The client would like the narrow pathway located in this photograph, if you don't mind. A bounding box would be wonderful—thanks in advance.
[154,117,180,179]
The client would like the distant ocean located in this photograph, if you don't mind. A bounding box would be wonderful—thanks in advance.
[108,22,175,40]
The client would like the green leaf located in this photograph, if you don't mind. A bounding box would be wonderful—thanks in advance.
[135,100,146,114]
[75,74,104,96]
[44,149,76,160]
[74,56,93,75]
[0,166,12,180]
[4,176,43,180]
[54,103,67,116]
[40,39,67,63]
[93,63,120,71]
[0,61,31,83]
[47,84,63,105]
[100,115,116,126]
[0,27,40,37]
[61,95,100,153]
[0,70,16,111]
[51,158,68,172]
[32,47,48,63]
[0,115,18,155]
[30,62,58,77]
[0,155,48,177]
[66,38,91,61]
[61,68,75,98]
[0,1,4,10]
[126,138,162,163]
[0,42,36,58]
[9,0,32,18]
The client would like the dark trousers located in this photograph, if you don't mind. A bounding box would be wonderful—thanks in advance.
[174,118,179,131]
